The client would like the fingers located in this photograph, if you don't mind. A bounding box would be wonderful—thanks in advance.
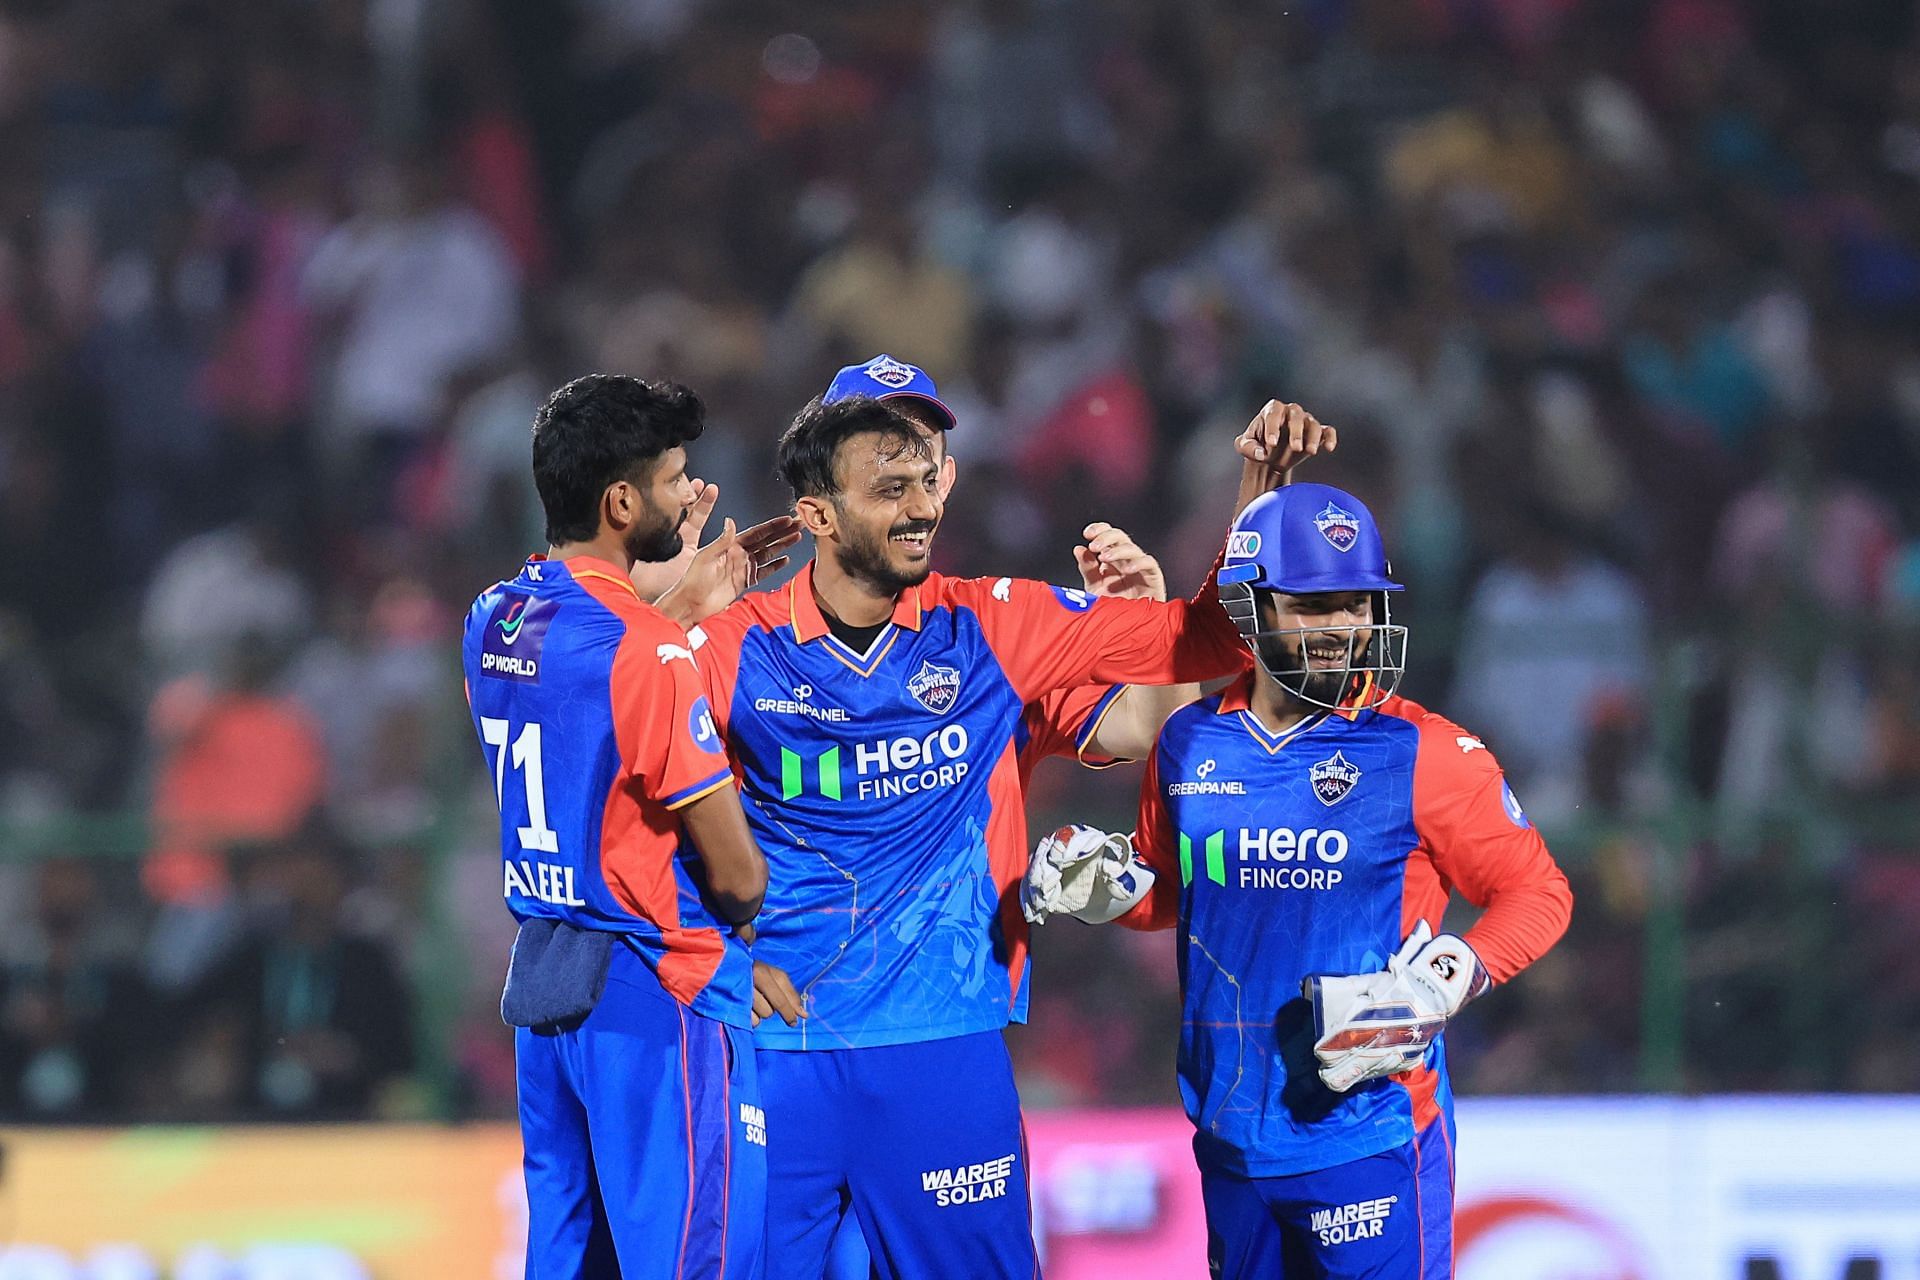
[1237,400,1338,469]
[751,989,771,1027]
[737,515,802,556]
[683,481,719,536]
[753,963,804,1026]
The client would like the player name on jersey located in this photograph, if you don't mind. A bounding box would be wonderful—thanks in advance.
[503,858,587,907]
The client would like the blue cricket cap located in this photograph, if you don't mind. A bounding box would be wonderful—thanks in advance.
[822,354,957,431]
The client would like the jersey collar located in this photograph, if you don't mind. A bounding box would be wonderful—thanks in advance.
[552,553,639,599]
[1213,670,1374,722]
[788,562,925,644]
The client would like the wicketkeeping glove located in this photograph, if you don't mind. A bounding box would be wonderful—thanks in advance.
[1302,922,1491,1093]
[1022,824,1156,925]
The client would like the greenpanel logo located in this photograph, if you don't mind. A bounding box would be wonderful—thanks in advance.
[780,747,843,801]
[1178,830,1226,886]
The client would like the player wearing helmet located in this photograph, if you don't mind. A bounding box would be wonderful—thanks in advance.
[1023,484,1574,1279]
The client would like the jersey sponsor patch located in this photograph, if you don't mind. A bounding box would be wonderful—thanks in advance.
[689,696,724,754]
[1313,502,1361,552]
[1311,1195,1396,1247]
[751,684,853,722]
[920,1153,1017,1207]
[480,594,558,682]
[906,659,962,714]
[740,1102,767,1147]
[1179,826,1350,891]
[1310,751,1362,806]
[1050,585,1095,612]
[1167,758,1247,796]
[1500,779,1531,829]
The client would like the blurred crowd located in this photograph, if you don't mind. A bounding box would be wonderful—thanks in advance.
[2,0,1919,1123]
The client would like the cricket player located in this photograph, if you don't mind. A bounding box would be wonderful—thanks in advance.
[1024,483,1574,1279]
[680,393,1258,1279]
[816,354,1334,769]
[462,374,779,1279]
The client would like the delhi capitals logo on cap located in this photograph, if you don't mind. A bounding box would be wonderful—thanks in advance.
[1226,530,1262,561]
[1309,751,1362,806]
[1313,502,1361,552]
[866,355,918,388]
[906,660,962,714]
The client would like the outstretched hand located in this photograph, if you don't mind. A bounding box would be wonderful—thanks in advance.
[647,482,802,628]
[1074,522,1168,602]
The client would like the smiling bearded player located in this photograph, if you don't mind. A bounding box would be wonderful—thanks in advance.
[676,393,1259,1279]
[1022,483,1575,1280]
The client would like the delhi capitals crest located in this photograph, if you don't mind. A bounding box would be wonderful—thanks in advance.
[1313,502,1361,552]
[1310,751,1362,806]
[907,660,962,714]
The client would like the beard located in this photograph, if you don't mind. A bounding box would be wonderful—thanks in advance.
[835,517,936,595]
[626,503,687,564]
[1257,632,1373,707]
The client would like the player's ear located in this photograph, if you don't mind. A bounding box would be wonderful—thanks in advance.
[794,494,835,539]
[601,480,636,534]
[938,452,957,502]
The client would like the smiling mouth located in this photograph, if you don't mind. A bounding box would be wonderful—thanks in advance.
[890,529,932,554]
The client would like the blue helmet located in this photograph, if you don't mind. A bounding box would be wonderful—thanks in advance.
[1217,484,1408,709]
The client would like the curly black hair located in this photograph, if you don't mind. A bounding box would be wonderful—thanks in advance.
[531,374,705,545]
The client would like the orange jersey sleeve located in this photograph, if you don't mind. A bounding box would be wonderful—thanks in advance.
[951,574,1244,706]
[1020,684,1131,771]
[1402,710,1573,983]
[610,610,735,811]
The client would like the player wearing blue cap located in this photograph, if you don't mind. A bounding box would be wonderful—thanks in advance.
[663,374,1347,1279]
[816,355,1332,766]
[1024,484,1574,1279]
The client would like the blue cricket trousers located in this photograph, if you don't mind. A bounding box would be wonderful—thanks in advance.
[1199,1118,1454,1279]
[517,942,765,1279]
[758,1029,1041,1280]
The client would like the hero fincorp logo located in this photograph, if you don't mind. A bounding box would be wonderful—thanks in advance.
[921,1153,1016,1207]
[1314,502,1361,552]
[480,594,558,682]
[1180,826,1349,890]
[778,725,971,801]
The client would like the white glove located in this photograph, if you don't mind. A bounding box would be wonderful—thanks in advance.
[1303,922,1491,1093]
[1022,824,1156,925]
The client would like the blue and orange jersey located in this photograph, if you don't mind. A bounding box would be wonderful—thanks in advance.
[1016,683,1132,783]
[462,555,751,1027]
[1123,677,1572,1177]
[687,565,1245,1050]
